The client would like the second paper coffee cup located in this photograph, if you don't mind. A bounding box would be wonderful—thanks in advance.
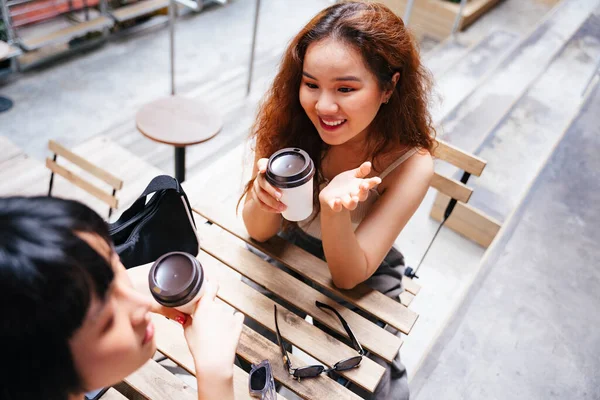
[266,148,315,221]
[148,251,205,315]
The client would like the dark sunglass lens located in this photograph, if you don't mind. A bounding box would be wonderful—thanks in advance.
[250,367,267,390]
[334,356,362,371]
[295,365,325,378]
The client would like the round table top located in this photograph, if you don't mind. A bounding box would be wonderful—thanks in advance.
[136,96,223,147]
[0,41,10,60]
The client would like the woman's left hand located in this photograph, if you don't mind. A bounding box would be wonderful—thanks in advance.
[319,161,381,212]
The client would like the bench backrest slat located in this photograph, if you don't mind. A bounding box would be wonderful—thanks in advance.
[46,158,119,209]
[433,139,487,177]
[49,140,123,190]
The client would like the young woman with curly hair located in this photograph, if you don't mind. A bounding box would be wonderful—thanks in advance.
[241,2,435,398]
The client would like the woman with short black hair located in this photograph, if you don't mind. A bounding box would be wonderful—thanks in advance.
[0,196,242,400]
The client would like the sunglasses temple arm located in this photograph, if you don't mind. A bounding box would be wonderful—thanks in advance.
[274,305,294,371]
[315,301,366,355]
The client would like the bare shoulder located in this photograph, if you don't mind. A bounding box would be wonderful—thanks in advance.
[379,149,433,193]
[405,149,433,172]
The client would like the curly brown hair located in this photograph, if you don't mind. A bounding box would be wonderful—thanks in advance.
[240,1,435,219]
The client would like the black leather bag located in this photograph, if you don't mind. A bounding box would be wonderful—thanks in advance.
[109,175,199,269]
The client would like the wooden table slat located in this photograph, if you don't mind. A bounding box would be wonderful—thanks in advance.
[152,310,360,399]
[99,388,128,400]
[399,290,415,307]
[197,251,386,393]
[193,204,419,334]
[151,315,274,400]
[123,359,197,400]
[236,325,363,400]
[198,222,402,363]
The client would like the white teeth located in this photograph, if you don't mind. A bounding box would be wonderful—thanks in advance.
[322,119,345,126]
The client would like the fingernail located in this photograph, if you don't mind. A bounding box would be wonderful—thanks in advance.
[275,192,282,199]
[175,315,186,325]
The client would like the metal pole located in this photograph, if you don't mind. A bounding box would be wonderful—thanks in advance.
[175,147,186,182]
[403,0,416,26]
[247,0,261,96]
[1,1,15,43]
[48,154,58,197]
[169,0,176,96]
[1,1,19,72]
[107,188,116,219]
[82,0,90,21]
[451,0,468,35]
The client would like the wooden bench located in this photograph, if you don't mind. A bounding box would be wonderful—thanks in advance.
[379,0,502,40]
[0,135,165,219]
[47,139,124,218]
[7,0,101,28]
[429,139,502,248]
[20,15,114,51]
[110,0,169,23]
[1,0,114,69]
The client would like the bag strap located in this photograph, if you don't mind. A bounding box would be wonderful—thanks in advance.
[139,175,182,197]
[112,175,184,224]
[136,175,196,229]
[146,176,195,227]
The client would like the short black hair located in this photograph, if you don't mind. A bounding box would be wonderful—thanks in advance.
[0,197,115,400]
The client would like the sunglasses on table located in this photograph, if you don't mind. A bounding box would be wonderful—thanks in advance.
[249,359,277,400]
[273,301,365,381]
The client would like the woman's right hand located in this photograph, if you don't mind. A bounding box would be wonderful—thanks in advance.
[250,158,287,214]
[183,281,244,399]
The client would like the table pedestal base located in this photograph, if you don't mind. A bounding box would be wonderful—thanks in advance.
[175,146,186,183]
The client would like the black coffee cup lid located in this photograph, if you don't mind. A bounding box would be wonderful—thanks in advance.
[266,148,315,189]
[149,252,203,307]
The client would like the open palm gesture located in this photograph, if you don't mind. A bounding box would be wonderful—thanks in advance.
[319,162,381,212]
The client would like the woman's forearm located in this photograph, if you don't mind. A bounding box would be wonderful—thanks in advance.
[196,368,234,400]
[319,205,369,290]
[242,197,282,242]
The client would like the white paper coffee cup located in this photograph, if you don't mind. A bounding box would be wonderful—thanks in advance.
[148,252,205,315]
[266,148,315,221]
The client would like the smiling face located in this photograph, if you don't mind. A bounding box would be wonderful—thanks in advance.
[69,233,156,393]
[299,38,390,147]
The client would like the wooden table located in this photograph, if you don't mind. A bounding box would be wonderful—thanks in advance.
[135,95,222,183]
[116,193,421,399]
[0,41,14,113]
